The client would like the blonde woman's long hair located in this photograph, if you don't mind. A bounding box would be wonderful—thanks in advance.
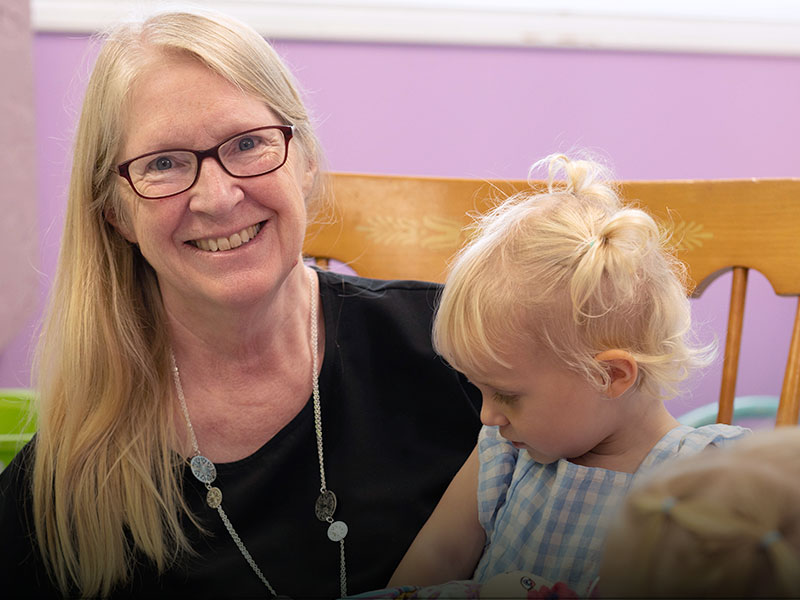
[32,10,324,596]
[434,153,713,399]
[600,427,800,597]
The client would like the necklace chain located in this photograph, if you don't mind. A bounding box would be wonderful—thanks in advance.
[311,273,327,492]
[171,268,347,598]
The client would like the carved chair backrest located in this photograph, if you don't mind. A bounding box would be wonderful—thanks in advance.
[303,173,800,426]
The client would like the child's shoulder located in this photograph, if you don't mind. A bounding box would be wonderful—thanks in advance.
[676,423,751,451]
[641,423,750,472]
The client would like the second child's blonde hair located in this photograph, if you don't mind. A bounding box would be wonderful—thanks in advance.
[434,154,713,398]
[600,427,800,597]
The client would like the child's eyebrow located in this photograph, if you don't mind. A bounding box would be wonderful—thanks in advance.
[468,377,515,394]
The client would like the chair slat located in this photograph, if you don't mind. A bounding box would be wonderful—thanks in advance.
[777,298,800,425]
[717,267,748,425]
[314,257,330,270]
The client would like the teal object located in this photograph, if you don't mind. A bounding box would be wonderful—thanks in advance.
[677,395,781,427]
[0,388,36,471]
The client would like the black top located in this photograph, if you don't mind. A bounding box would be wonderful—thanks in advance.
[0,270,482,599]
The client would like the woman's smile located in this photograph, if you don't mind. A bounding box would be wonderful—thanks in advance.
[189,220,266,252]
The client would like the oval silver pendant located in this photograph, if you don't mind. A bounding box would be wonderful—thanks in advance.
[315,490,337,521]
[190,455,217,484]
[327,520,348,542]
[206,486,222,509]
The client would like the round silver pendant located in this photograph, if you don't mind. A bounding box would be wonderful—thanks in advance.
[315,490,337,521]
[327,520,348,542]
[206,486,222,509]
[190,455,217,484]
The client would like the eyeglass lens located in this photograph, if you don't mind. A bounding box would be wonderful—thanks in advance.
[125,127,288,199]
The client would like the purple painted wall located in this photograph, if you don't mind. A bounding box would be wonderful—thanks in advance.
[0,0,38,354]
[1,32,799,419]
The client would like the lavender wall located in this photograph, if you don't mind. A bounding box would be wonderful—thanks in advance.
[2,32,799,418]
[0,0,38,354]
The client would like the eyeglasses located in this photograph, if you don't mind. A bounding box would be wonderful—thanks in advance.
[116,125,294,200]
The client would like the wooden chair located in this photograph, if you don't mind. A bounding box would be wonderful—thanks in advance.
[304,173,800,426]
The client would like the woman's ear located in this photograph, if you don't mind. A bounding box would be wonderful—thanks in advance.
[595,349,638,398]
[301,158,317,198]
[105,206,137,243]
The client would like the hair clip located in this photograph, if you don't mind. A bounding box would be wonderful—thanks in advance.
[761,530,781,548]
[661,496,676,514]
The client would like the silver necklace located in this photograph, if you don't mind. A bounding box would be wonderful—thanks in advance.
[171,268,348,598]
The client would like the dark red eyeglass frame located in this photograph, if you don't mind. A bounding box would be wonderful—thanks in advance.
[116,125,295,200]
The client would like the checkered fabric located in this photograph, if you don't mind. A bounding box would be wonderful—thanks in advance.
[473,423,749,592]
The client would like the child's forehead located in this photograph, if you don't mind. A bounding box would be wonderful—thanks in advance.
[459,346,552,386]
[463,371,515,393]
[456,353,512,386]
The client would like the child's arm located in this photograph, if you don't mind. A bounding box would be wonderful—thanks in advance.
[388,445,485,586]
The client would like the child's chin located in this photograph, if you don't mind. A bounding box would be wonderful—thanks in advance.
[519,446,560,464]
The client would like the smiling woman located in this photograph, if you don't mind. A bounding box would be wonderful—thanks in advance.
[0,9,482,598]
[109,52,313,316]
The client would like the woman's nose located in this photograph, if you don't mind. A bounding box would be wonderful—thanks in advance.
[480,396,509,427]
[188,156,244,214]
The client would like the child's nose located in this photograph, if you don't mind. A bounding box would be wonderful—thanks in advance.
[480,397,509,427]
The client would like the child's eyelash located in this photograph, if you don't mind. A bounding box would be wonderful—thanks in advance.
[493,392,518,404]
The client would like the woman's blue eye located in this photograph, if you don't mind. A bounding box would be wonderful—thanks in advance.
[237,137,256,151]
[155,157,173,170]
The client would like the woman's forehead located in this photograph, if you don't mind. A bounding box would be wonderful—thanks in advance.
[120,58,277,155]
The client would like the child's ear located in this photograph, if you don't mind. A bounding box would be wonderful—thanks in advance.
[595,350,638,398]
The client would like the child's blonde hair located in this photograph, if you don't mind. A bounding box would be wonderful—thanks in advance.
[433,153,713,399]
[600,427,800,597]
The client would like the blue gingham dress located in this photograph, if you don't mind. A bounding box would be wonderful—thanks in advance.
[473,423,749,592]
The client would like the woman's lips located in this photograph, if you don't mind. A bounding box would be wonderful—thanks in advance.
[190,221,265,252]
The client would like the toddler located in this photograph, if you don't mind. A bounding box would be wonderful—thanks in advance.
[385,154,750,596]
[599,426,800,598]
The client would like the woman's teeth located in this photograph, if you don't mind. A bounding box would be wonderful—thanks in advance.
[193,223,262,252]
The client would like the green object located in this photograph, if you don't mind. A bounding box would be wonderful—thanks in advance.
[677,395,781,427]
[0,388,36,471]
